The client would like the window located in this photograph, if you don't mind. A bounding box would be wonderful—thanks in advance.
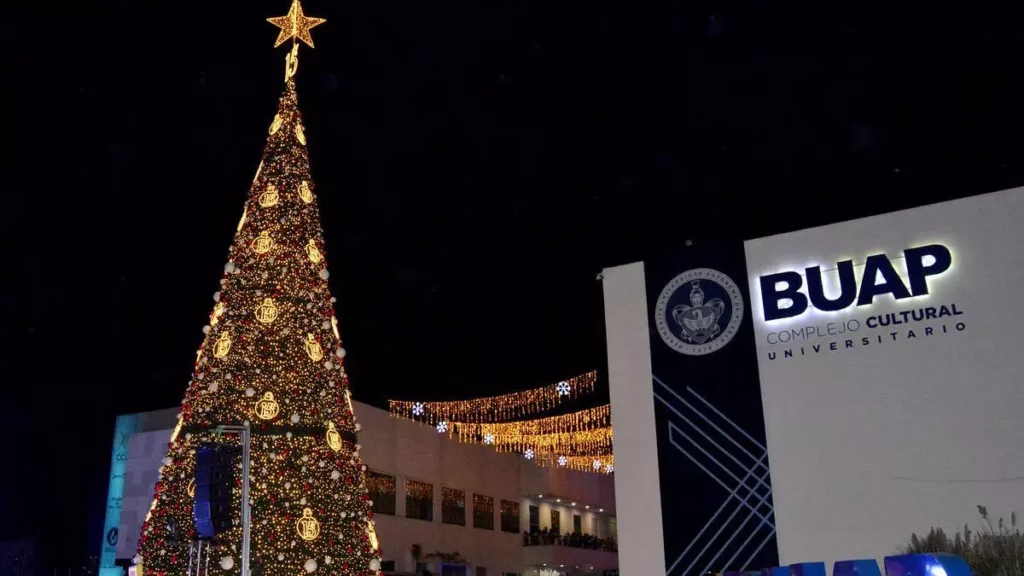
[381,561,396,572]
[550,509,560,535]
[442,487,466,525]
[365,471,396,516]
[405,479,433,521]
[573,514,581,533]
[473,494,494,530]
[528,505,539,531]
[500,500,520,533]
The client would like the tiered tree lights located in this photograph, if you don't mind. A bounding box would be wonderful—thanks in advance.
[134,2,383,575]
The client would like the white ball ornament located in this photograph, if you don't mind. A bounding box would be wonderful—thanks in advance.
[214,291,221,302]
[219,556,234,570]
[286,432,293,439]
[132,555,142,565]
[331,470,341,480]
[304,558,318,573]
[291,413,300,424]
[225,262,235,273]
[202,325,211,334]
[208,382,218,392]
[162,457,173,466]
[340,511,347,519]
[278,554,285,561]
[245,387,255,397]
[319,269,330,280]
[337,347,347,358]
[285,482,291,489]
[354,423,362,431]
[324,361,334,370]
[300,497,307,505]
[325,556,332,565]
[370,559,382,572]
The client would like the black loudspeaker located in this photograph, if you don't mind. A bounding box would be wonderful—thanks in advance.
[193,443,239,538]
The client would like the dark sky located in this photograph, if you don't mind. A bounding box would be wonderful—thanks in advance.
[4,0,1022,569]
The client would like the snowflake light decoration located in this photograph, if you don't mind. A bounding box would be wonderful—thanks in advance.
[558,455,567,467]
[483,433,495,445]
[604,464,614,473]
[436,420,448,433]
[556,381,571,397]
[524,448,535,460]
[411,402,425,417]
[592,459,602,470]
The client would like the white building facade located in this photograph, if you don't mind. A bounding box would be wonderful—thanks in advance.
[106,402,618,576]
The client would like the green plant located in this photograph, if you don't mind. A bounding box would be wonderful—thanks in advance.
[902,506,1022,576]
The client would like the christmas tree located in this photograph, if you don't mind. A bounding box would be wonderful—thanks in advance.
[135,2,382,574]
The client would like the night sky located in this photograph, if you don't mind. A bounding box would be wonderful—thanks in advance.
[4,0,1022,570]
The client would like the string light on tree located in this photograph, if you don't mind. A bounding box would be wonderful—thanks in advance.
[212,332,232,358]
[296,508,321,541]
[299,180,313,203]
[305,239,322,263]
[254,298,279,323]
[136,8,384,573]
[251,230,274,254]
[326,421,342,451]
[304,333,323,361]
[259,183,280,207]
[254,392,280,420]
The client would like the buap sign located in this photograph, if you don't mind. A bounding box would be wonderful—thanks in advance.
[723,553,973,576]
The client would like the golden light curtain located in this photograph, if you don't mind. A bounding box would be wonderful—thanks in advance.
[388,370,598,424]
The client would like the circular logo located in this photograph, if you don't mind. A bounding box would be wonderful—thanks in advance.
[655,267,744,356]
[106,527,119,547]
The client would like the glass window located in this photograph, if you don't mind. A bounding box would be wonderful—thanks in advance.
[405,479,433,521]
[473,494,494,530]
[442,487,466,525]
[365,470,396,516]
[550,509,560,535]
[500,500,520,533]
[529,505,539,531]
[573,514,581,533]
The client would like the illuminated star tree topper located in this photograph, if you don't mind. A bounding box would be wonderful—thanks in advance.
[267,0,326,48]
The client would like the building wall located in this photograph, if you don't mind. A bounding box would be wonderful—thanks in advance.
[113,402,618,575]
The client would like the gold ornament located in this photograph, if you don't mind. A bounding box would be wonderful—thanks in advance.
[268,0,326,48]
[187,478,196,498]
[331,316,340,340]
[299,180,313,204]
[210,302,225,326]
[305,333,324,361]
[344,389,354,415]
[326,421,342,451]
[270,114,283,134]
[366,521,379,550]
[295,124,306,145]
[296,508,321,540]
[259,184,279,208]
[255,392,280,420]
[285,43,300,80]
[237,206,247,232]
[213,332,232,358]
[253,160,263,183]
[251,231,274,255]
[305,239,322,263]
[254,298,279,324]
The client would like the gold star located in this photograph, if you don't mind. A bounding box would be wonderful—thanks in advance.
[267,0,326,48]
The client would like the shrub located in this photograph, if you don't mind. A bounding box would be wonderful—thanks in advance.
[902,506,1022,576]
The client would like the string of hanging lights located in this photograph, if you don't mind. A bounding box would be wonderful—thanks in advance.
[388,370,598,425]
